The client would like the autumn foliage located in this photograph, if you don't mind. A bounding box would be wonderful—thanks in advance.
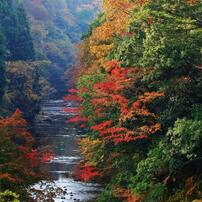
[65,0,202,201]
[0,109,53,192]
[87,61,163,143]
[114,187,142,202]
[74,163,102,182]
[65,61,164,191]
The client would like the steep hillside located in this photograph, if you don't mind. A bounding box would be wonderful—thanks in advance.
[0,32,5,101]
[69,1,202,201]
[24,0,101,92]
[66,0,102,42]
[0,0,42,118]
[0,0,35,61]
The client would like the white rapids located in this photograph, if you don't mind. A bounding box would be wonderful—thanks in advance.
[30,99,102,202]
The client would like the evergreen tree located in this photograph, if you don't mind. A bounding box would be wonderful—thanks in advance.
[0,31,5,102]
[0,0,35,61]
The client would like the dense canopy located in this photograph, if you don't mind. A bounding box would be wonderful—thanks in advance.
[66,0,202,201]
[0,0,201,201]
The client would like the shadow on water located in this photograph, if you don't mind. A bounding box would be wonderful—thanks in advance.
[31,97,102,202]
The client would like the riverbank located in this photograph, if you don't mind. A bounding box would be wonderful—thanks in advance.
[31,98,102,202]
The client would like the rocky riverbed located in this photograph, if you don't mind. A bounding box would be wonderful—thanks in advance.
[31,99,102,202]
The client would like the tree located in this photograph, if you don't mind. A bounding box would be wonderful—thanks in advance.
[71,0,202,201]
[111,0,202,80]
[0,110,53,197]
[0,0,35,61]
[0,190,20,202]
[0,31,5,103]
[2,61,48,118]
[80,0,134,67]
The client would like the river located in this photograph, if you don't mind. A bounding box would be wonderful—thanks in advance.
[31,97,102,202]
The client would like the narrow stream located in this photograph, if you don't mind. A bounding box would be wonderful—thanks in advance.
[31,97,101,202]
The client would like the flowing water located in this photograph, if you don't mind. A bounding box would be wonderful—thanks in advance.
[31,98,102,202]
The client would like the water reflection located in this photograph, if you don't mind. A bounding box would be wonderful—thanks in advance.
[32,99,102,202]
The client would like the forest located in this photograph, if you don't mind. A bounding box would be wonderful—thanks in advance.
[0,0,202,202]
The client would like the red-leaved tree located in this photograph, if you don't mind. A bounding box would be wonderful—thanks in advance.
[0,109,53,192]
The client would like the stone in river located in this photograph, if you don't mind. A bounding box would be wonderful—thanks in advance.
[44,117,52,122]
